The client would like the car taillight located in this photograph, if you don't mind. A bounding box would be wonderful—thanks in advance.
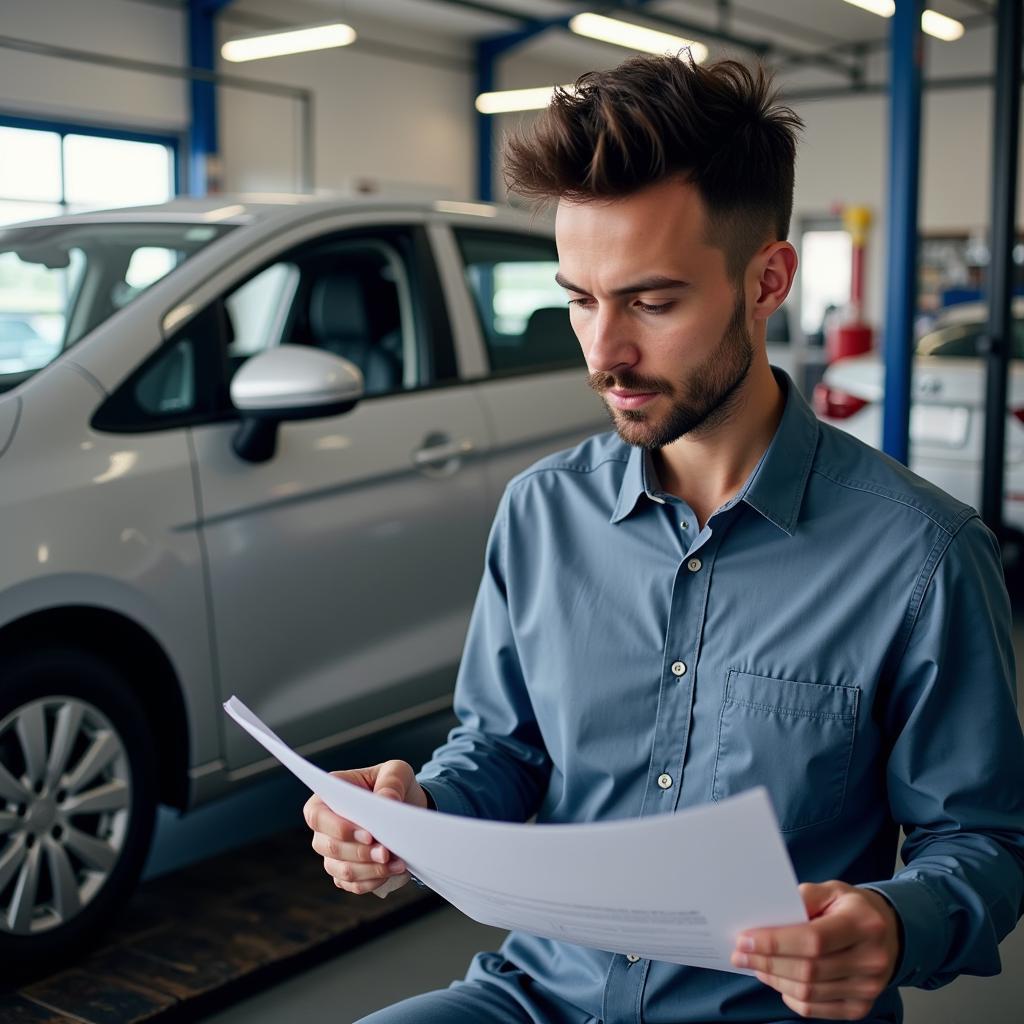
[813,383,869,420]
[1013,408,1024,425]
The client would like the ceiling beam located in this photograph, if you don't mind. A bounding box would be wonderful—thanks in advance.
[431,0,862,81]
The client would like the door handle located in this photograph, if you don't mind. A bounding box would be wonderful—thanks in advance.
[412,439,475,467]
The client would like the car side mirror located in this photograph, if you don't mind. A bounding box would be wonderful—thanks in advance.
[230,344,364,463]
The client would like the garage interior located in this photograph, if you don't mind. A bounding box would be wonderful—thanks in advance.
[1,1,1023,1022]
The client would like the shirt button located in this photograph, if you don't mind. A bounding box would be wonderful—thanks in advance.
[657,773,673,790]
[687,558,702,572]
[671,661,687,676]
[626,953,641,963]
[679,521,688,529]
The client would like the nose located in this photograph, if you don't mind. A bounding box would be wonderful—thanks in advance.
[584,307,637,375]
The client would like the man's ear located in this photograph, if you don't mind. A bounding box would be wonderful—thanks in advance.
[749,241,798,322]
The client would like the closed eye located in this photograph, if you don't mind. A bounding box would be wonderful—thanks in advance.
[636,301,673,314]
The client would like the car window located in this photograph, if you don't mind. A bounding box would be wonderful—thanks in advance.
[0,221,234,392]
[917,319,1024,359]
[92,302,224,432]
[224,233,430,398]
[93,226,456,433]
[455,229,584,375]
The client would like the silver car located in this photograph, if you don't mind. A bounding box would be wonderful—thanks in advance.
[0,195,605,964]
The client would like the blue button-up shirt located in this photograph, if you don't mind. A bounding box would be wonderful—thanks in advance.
[418,371,1024,1024]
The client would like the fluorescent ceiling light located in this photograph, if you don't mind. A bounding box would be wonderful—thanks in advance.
[840,0,895,15]
[221,23,356,62]
[839,1,965,41]
[569,13,708,62]
[921,9,965,41]
[475,85,574,114]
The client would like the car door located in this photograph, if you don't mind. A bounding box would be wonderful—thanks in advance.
[432,222,607,516]
[186,223,491,771]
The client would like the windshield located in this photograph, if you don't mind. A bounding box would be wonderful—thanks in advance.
[0,220,235,389]
[916,319,1024,360]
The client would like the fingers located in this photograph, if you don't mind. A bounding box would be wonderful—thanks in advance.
[732,945,888,984]
[739,904,866,959]
[755,969,887,1006]
[303,762,423,896]
[780,992,880,1021]
[372,759,416,802]
[799,880,842,919]
[304,797,362,842]
[311,831,391,865]
[734,882,899,1020]
[320,854,408,894]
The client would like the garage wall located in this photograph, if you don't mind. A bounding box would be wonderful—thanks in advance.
[217,0,476,197]
[0,0,1014,328]
[0,0,186,130]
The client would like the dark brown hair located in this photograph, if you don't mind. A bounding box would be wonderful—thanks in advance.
[503,53,804,280]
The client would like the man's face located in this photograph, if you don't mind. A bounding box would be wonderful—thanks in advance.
[555,177,754,450]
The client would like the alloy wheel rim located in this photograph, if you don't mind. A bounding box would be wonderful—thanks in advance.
[0,697,132,936]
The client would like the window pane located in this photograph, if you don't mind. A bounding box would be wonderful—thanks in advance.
[63,135,172,208]
[134,339,195,415]
[0,200,63,228]
[225,240,415,397]
[800,229,852,337]
[456,230,583,374]
[0,127,62,203]
[226,263,300,359]
[0,245,80,372]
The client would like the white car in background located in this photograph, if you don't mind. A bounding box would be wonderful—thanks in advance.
[0,195,605,965]
[815,301,1024,536]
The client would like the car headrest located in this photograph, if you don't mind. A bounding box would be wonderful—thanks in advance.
[309,274,370,342]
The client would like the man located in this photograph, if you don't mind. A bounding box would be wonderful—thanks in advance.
[305,55,1024,1023]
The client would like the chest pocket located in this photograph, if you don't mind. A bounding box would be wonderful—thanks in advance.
[712,670,859,832]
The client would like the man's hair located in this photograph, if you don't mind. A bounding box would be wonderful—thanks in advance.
[503,53,804,280]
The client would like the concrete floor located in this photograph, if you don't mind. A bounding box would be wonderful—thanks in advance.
[196,617,1024,1024]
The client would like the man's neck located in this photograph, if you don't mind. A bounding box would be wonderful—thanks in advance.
[653,355,785,530]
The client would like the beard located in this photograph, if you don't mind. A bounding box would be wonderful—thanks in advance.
[588,295,753,450]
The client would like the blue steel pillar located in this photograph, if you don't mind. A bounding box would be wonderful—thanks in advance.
[881,0,924,464]
[980,0,1022,535]
[188,0,233,196]
[476,39,498,202]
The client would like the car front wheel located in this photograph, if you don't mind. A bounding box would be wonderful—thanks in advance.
[0,648,157,968]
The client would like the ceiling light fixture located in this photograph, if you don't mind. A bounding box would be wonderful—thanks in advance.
[841,0,896,15]
[221,23,356,63]
[839,1,965,41]
[475,85,575,114]
[920,9,965,41]
[568,12,709,62]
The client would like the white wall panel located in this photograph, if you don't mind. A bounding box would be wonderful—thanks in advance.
[0,0,186,130]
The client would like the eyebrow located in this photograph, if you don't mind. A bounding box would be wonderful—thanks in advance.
[553,272,688,296]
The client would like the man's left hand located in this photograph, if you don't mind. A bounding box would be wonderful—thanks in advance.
[731,881,900,1021]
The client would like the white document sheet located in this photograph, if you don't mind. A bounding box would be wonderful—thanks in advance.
[224,696,806,973]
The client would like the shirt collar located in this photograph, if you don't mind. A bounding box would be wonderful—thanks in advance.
[609,369,819,535]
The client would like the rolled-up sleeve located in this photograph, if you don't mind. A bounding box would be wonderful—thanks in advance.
[864,515,1024,989]
[417,487,551,822]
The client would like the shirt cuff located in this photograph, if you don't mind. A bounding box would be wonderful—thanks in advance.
[415,774,474,818]
[859,876,949,988]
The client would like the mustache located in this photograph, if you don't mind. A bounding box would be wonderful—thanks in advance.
[588,370,673,396]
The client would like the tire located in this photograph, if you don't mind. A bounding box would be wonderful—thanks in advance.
[0,648,158,970]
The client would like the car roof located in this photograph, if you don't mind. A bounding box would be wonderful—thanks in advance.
[2,193,547,232]
[934,297,1024,326]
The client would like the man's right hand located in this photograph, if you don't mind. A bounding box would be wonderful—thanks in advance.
[303,760,429,895]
